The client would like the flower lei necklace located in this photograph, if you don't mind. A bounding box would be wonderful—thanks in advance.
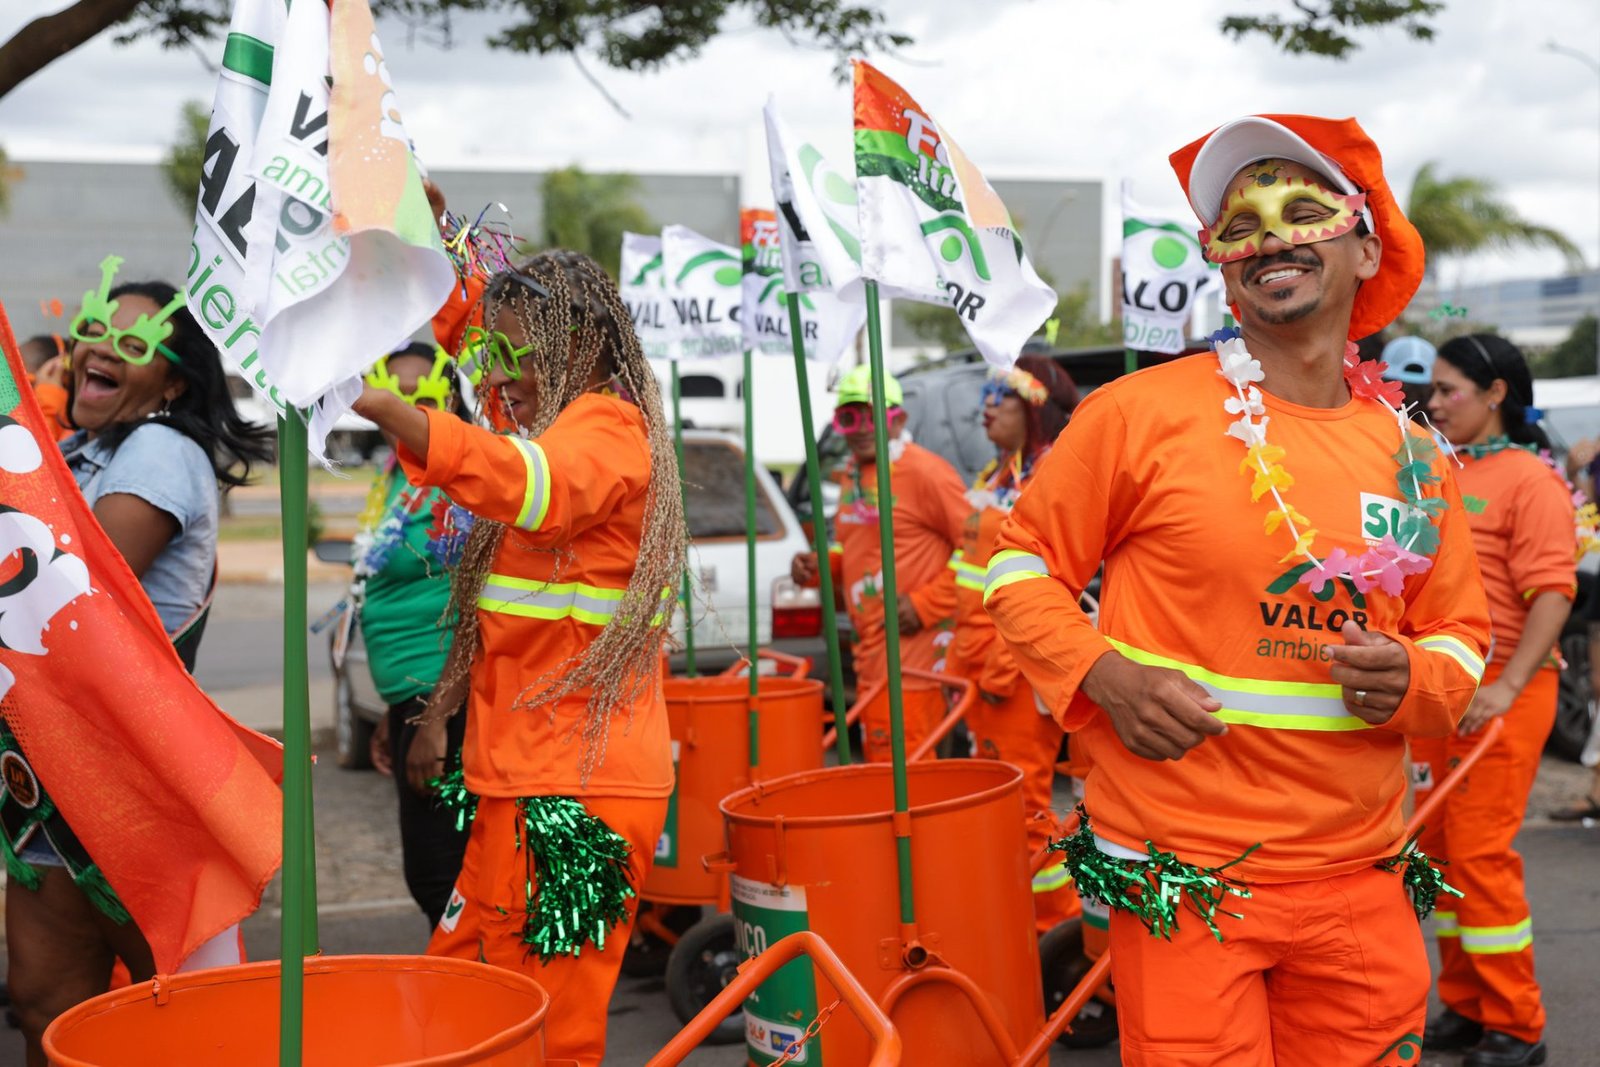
[1213,327,1445,598]
[1455,436,1600,560]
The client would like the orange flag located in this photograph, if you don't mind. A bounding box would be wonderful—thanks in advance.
[0,301,282,973]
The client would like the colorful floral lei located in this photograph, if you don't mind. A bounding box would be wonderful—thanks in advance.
[1213,327,1443,598]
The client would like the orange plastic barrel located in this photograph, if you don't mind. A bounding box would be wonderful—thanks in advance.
[720,760,1044,1067]
[43,955,550,1066]
[648,674,824,905]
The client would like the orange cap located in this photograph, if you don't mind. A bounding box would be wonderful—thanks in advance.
[1169,114,1423,339]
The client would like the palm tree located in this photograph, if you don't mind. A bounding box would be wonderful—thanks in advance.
[1407,162,1585,275]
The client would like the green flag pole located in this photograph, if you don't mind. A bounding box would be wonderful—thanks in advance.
[743,348,761,770]
[785,299,851,765]
[861,281,915,927]
[670,362,696,677]
[277,414,317,1067]
[1123,347,1138,377]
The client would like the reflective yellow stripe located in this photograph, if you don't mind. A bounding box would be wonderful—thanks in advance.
[1032,863,1073,893]
[479,574,626,625]
[983,549,1049,604]
[1434,911,1460,937]
[948,550,986,591]
[510,438,551,532]
[1416,635,1486,683]
[1457,917,1533,954]
[1108,639,1367,732]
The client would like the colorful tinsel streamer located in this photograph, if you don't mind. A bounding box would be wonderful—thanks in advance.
[1049,806,1256,943]
[1376,830,1462,921]
[431,762,635,961]
[439,204,522,297]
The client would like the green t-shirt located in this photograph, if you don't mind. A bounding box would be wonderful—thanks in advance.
[359,472,455,705]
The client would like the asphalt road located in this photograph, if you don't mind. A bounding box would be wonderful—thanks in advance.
[3,581,1597,1065]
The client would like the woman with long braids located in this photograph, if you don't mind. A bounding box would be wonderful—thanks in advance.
[944,353,1080,933]
[1416,333,1574,1067]
[5,257,274,1062]
[353,248,685,1066]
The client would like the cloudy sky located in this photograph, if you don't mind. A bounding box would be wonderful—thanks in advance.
[3,0,1597,290]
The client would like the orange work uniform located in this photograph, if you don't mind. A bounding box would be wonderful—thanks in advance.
[399,395,671,1067]
[1412,446,1575,1045]
[986,355,1491,1066]
[830,441,969,763]
[944,454,1077,932]
[32,380,74,441]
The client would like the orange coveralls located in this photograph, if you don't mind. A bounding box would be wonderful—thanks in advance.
[986,355,1491,1067]
[1412,447,1575,1045]
[399,396,671,1067]
[829,442,969,763]
[944,456,1077,932]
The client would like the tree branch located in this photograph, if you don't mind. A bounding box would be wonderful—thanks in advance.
[572,51,631,119]
[0,0,146,100]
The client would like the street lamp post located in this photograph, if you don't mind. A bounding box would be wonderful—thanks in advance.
[1546,42,1600,377]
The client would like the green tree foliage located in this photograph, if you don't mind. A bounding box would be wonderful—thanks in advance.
[0,1,909,104]
[159,99,210,213]
[539,166,654,278]
[1220,0,1444,58]
[1407,162,1584,274]
[1533,316,1599,379]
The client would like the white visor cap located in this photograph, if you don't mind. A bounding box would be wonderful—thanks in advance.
[1186,116,1366,227]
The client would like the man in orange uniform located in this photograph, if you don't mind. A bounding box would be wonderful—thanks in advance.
[794,365,970,763]
[356,250,684,1066]
[987,115,1492,1067]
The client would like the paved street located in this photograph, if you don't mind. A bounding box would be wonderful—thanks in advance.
[0,580,1596,1064]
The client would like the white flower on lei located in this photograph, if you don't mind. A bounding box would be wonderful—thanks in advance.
[1224,385,1266,418]
[1226,414,1270,446]
[1215,339,1264,387]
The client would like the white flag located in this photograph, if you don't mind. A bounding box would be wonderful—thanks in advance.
[660,225,742,359]
[739,208,863,364]
[852,60,1056,368]
[1120,181,1216,355]
[619,232,677,361]
[191,0,451,454]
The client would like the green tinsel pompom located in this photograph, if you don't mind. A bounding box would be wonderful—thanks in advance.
[1375,830,1463,921]
[1049,805,1257,944]
[515,796,636,963]
[430,757,479,833]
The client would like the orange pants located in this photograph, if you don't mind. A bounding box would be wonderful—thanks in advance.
[861,682,946,764]
[1412,665,1555,1044]
[428,794,668,1067]
[967,683,1079,931]
[1108,865,1429,1066]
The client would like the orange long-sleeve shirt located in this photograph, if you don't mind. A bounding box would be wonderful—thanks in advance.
[833,442,970,691]
[398,394,672,800]
[1455,448,1576,669]
[986,354,1491,883]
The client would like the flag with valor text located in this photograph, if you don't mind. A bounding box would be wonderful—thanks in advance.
[0,302,283,973]
[192,0,452,455]
[660,225,744,359]
[1120,180,1216,355]
[619,232,678,362]
[851,60,1056,367]
[761,102,869,362]
[739,208,864,363]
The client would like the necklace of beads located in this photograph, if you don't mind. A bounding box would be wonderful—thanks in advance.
[1213,328,1445,598]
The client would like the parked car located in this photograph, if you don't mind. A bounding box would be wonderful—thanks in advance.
[315,430,828,769]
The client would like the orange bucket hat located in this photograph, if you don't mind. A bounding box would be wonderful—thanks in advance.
[1169,114,1423,339]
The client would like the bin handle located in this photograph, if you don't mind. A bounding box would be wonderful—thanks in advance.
[1014,951,1114,1066]
[821,677,884,752]
[903,668,976,763]
[644,931,902,1067]
[720,649,814,679]
[1406,716,1503,837]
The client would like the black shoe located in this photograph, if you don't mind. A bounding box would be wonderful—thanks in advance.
[1464,1031,1548,1067]
[1425,1008,1485,1050]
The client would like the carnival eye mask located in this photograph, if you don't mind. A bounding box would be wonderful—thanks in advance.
[365,347,456,408]
[68,254,185,365]
[1201,172,1368,264]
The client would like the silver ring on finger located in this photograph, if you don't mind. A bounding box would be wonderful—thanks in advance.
[1354,689,1368,707]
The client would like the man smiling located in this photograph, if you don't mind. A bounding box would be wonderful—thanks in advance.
[986,116,1492,1066]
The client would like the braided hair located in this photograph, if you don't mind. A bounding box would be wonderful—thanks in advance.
[432,249,687,782]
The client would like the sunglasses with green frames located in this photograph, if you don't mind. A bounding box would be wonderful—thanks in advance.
[69,254,185,365]
[458,326,533,386]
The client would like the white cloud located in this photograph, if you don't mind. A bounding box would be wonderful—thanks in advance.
[1,0,1595,286]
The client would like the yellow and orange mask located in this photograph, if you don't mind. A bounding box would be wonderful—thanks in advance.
[1200,168,1367,264]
